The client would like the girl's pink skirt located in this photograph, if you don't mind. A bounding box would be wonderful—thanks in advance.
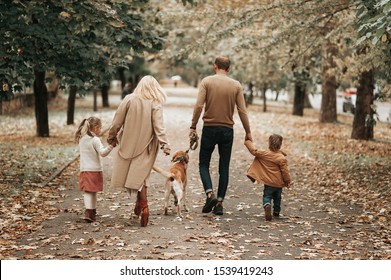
[79,171,103,192]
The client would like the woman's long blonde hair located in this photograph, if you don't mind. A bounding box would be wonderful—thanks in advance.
[132,75,167,104]
[74,117,102,143]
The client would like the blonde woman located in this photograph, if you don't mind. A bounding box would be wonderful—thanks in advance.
[107,75,171,227]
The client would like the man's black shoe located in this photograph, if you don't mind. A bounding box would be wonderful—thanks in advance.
[202,194,217,213]
[213,203,223,215]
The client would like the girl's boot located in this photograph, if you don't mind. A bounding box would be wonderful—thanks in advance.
[84,209,94,223]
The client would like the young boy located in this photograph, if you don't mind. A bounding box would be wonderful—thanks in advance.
[244,134,291,221]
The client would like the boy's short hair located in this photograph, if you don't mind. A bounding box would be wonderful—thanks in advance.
[269,134,283,151]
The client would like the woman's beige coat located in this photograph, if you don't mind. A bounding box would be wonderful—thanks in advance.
[108,95,170,190]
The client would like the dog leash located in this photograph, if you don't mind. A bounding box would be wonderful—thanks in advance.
[186,130,199,153]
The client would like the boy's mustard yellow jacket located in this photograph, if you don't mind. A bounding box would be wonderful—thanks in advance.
[244,140,291,188]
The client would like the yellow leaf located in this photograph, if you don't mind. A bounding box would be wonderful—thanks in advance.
[60,11,71,18]
[109,21,125,28]
[381,34,387,42]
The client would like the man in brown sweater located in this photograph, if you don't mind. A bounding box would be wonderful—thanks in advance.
[190,56,252,215]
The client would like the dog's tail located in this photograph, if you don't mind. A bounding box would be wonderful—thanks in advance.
[152,165,174,181]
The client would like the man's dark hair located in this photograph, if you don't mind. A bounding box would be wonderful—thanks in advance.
[214,56,231,71]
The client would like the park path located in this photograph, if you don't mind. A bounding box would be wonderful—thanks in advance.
[8,87,390,260]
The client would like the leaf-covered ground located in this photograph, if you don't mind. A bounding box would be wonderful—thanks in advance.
[0,89,390,260]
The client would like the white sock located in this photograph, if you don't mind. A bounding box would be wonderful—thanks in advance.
[84,192,97,209]
[91,192,97,209]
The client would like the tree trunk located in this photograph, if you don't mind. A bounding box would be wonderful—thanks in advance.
[247,82,254,105]
[262,83,267,112]
[320,42,338,123]
[292,70,307,116]
[351,69,375,140]
[118,67,126,89]
[293,82,305,116]
[275,91,280,101]
[93,90,98,112]
[67,85,77,125]
[34,70,49,137]
[101,84,109,108]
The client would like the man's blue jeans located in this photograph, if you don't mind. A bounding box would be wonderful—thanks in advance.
[263,185,282,213]
[199,126,233,201]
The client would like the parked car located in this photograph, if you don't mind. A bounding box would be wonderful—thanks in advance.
[342,88,356,114]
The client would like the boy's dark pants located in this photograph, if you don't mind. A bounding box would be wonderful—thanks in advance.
[263,185,282,213]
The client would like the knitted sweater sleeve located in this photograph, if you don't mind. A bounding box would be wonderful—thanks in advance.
[92,137,113,157]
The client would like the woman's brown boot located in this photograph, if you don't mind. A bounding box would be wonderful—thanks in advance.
[134,191,142,216]
[138,186,149,227]
[139,200,149,227]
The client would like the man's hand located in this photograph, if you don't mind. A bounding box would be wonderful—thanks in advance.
[189,128,199,150]
[245,132,253,142]
[189,128,196,138]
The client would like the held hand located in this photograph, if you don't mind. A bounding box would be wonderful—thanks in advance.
[107,136,118,147]
[245,132,253,142]
[161,144,171,156]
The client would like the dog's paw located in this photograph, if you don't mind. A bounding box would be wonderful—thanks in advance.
[176,216,183,222]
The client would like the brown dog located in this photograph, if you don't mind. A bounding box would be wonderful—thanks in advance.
[153,150,189,220]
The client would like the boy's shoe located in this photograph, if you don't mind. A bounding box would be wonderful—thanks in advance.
[202,193,218,213]
[213,203,223,215]
[264,204,272,221]
[273,212,280,217]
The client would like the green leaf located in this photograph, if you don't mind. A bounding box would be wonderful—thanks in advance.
[383,2,391,13]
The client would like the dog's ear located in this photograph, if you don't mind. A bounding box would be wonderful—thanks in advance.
[171,153,177,162]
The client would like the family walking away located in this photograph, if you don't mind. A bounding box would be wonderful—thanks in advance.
[190,56,252,216]
[245,134,291,221]
[75,117,115,222]
[107,75,171,227]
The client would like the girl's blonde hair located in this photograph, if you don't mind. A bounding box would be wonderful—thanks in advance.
[75,117,102,143]
[133,75,167,104]
[269,134,283,152]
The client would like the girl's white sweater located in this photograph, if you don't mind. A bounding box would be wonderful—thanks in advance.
[79,135,113,172]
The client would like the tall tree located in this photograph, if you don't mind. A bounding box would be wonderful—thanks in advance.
[320,41,338,123]
[351,68,375,140]
[0,0,164,134]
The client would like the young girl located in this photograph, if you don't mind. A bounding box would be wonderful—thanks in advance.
[75,117,115,222]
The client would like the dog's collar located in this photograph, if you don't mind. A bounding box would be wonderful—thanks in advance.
[174,156,187,163]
